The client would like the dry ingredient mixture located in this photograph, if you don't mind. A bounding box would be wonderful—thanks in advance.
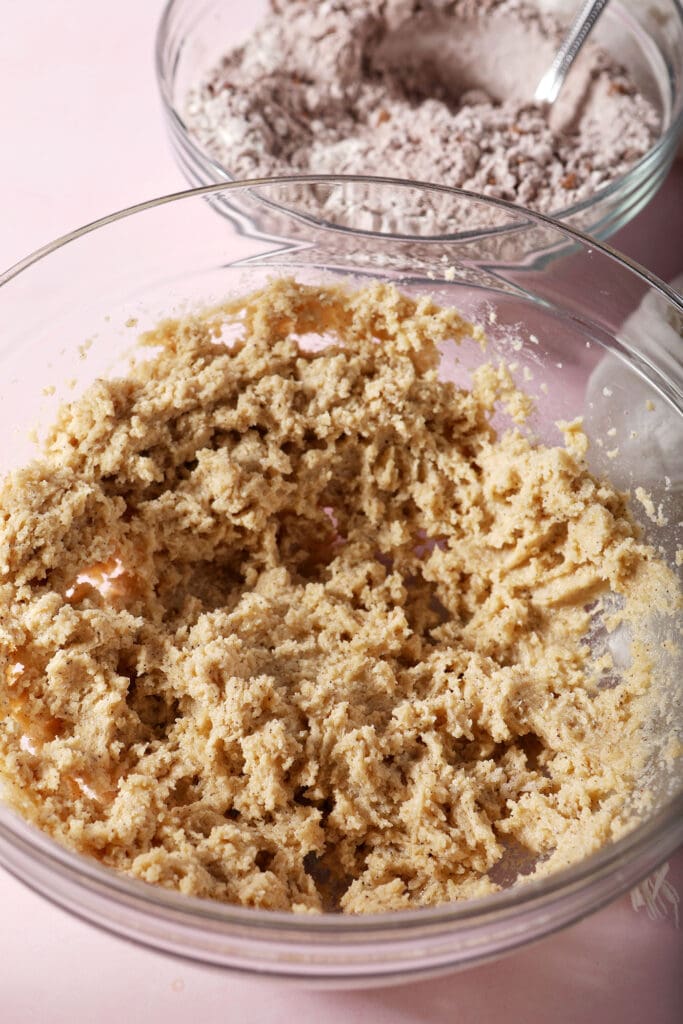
[0,280,678,914]
[185,0,660,220]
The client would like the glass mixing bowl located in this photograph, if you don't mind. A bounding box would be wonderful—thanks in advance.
[155,0,683,242]
[0,179,681,986]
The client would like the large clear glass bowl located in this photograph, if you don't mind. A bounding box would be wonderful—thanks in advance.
[0,179,681,986]
[155,0,683,242]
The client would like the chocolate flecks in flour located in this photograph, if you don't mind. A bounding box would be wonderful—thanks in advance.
[184,0,660,223]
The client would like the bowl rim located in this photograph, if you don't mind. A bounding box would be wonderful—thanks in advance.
[0,175,682,939]
[1,173,683,312]
[153,0,683,230]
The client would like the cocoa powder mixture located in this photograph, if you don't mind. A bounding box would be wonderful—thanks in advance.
[185,0,660,222]
[0,279,679,913]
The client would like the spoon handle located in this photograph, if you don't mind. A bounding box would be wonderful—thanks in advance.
[534,0,611,105]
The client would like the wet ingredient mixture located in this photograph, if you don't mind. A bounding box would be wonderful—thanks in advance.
[0,279,678,913]
[185,0,660,221]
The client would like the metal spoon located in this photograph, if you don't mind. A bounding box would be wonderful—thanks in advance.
[534,0,611,106]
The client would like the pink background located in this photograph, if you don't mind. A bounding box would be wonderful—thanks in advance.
[0,1,681,1021]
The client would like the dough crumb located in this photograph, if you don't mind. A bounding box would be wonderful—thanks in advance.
[635,487,669,527]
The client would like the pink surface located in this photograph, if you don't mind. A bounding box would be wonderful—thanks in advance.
[0,2,681,1021]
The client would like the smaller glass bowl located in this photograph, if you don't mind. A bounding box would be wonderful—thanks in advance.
[155,0,683,243]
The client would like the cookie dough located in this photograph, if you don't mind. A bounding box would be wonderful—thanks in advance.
[0,279,678,913]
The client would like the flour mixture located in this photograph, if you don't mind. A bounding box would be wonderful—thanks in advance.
[185,0,660,221]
